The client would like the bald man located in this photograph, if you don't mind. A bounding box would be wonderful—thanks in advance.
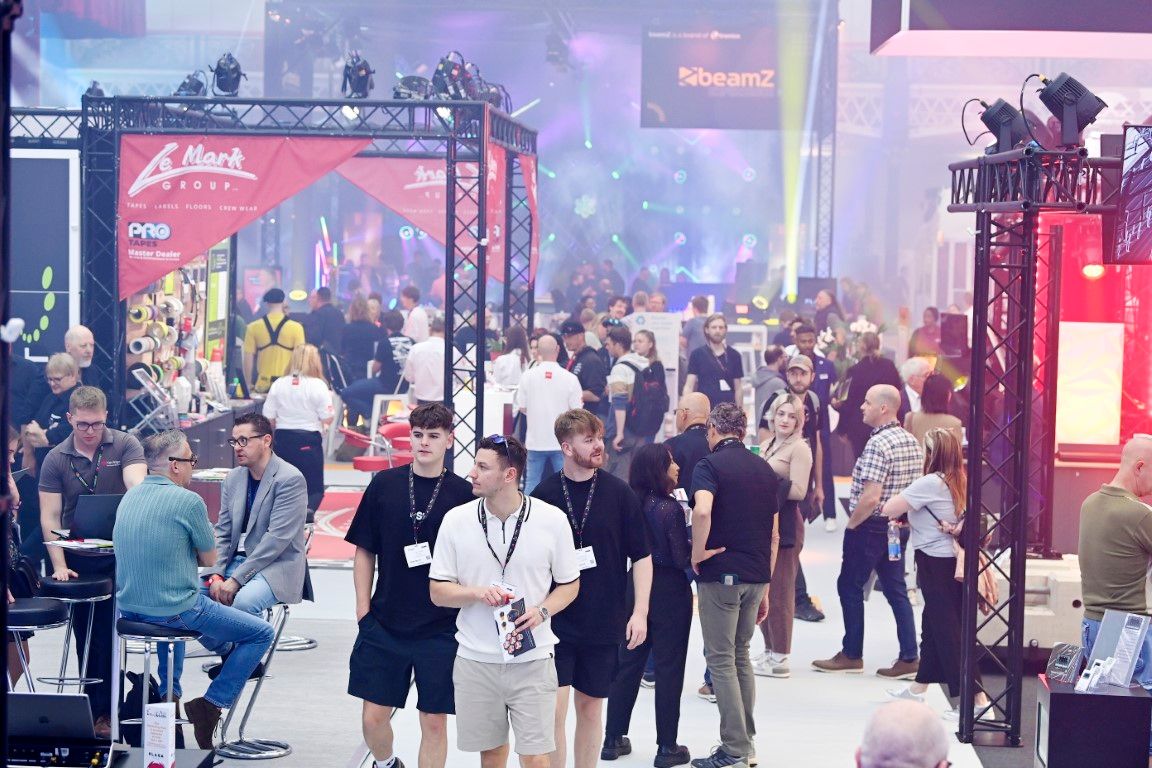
[814,384,923,678]
[857,700,949,768]
[666,393,711,496]
[64,325,95,371]
[1079,435,1152,761]
[515,334,585,493]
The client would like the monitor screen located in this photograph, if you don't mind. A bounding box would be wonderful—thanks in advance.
[1111,125,1152,265]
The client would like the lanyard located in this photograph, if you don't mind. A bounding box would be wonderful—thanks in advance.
[559,469,597,548]
[409,467,446,543]
[68,445,104,495]
[478,495,528,579]
[711,437,741,453]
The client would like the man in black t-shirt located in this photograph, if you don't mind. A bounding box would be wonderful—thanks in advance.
[666,393,711,495]
[683,313,744,407]
[560,319,609,420]
[531,409,652,768]
[342,310,412,427]
[345,403,475,768]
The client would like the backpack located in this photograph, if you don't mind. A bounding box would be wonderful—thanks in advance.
[620,360,669,439]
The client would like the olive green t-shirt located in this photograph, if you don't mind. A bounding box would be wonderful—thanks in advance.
[1078,484,1152,622]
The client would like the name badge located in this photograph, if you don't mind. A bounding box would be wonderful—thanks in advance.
[491,580,519,600]
[719,380,731,392]
[576,546,597,570]
[404,542,432,568]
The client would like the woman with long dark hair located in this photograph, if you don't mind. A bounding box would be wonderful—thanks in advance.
[492,324,530,387]
[881,428,990,713]
[602,443,692,767]
[753,393,813,679]
[903,372,962,447]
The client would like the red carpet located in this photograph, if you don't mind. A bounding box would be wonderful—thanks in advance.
[310,490,363,563]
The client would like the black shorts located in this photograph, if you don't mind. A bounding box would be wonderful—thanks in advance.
[554,641,618,699]
[349,614,457,714]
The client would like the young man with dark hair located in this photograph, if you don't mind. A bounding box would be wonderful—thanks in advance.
[680,296,711,358]
[560,318,608,419]
[602,324,650,479]
[346,404,476,768]
[608,295,629,320]
[531,410,652,768]
[303,285,346,353]
[430,435,580,768]
[401,285,430,343]
[683,314,743,408]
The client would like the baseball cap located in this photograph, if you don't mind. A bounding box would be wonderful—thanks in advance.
[786,354,813,373]
[559,319,585,336]
[262,288,286,304]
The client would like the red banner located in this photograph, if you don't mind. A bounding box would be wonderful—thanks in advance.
[117,134,370,298]
[336,157,452,244]
[520,154,541,282]
[486,143,508,283]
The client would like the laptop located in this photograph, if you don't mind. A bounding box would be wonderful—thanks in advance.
[71,494,124,540]
[8,692,97,740]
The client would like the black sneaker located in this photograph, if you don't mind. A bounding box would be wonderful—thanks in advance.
[690,747,747,768]
[206,660,265,681]
[795,600,825,622]
[640,672,656,689]
[601,735,632,760]
[372,760,405,768]
[655,744,691,767]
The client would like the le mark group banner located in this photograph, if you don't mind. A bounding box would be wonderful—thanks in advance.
[117,134,370,298]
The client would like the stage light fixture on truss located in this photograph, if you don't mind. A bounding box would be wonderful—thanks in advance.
[545,31,571,72]
[173,71,207,97]
[394,75,433,100]
[341,52,375,99]
[210,52,247,97]
[979,98,1029,154]
[84,80,105,98]
[1037,72,1108,147]
[432,51,476,100]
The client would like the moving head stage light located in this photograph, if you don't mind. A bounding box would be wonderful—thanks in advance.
[342,52,375,99]
[173,71,207,97]
[433,51,477,100]
[211,52,247,97]
[1038,72,1108,148]
[979,99,1029,154]
[394,75,433,100]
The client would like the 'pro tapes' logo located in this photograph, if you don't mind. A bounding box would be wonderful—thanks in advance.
[127,222,171,240]
[678,66,775,89]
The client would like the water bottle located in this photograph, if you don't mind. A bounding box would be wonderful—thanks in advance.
[887,521,902,561]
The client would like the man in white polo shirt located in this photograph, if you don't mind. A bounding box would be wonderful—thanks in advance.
[514,335,583,493]
[430,434,581,767]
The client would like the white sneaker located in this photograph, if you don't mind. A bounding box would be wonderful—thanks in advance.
[824,518,837,532]
[752,654,790,678]
[886,686,925,702]
[748,742,758,767]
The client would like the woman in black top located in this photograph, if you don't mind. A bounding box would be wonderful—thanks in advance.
[341,296,384,383]
[603,443,693,767]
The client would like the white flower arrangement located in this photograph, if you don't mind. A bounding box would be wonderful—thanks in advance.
[848,315,878,335]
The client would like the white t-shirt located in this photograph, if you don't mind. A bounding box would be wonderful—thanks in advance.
[429,496,580,664]
[403,337,447,401]
[262,374,334,432]
[513,362,583,451]
[899,472,960,558]
[402,305,430,343]
[492,352,527,388]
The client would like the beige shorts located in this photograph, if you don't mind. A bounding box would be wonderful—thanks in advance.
[453,655,558,755]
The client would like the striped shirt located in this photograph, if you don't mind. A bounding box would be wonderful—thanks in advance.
[849,421,924,519]
[113,475,215,616]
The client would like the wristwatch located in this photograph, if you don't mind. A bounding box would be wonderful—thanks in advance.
[537,605,551,622]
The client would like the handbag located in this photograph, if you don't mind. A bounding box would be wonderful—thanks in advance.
[924,505,999,615]
[10,554,42,596]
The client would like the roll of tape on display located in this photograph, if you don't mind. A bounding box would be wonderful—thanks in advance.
[128,336,158,354]
[150,364,165,382]
[165,325,180,344]
[160,297,185,317]
[194,357,209,377]
[163,356,184,372]
[129,304,156,324]
[147,322,166,341]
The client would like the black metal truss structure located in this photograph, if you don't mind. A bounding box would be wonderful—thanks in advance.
[503,153,534,330]
[75,96,535,463]
[812,0,838,278]
[947,147,1120,745]
[10,106,80,148]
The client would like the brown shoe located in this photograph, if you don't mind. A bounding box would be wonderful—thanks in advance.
[93,715,111,739]
[183,697,222,749]
[876,658,920,680]
[812,651,864,674]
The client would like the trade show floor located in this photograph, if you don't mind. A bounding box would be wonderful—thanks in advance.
[20,480,1005,767]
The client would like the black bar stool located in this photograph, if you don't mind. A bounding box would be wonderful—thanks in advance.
[36,575,114,692]
[215,603,292,760]
[114,618,201,741]
[276,511,317,653]
[7,598,70,691]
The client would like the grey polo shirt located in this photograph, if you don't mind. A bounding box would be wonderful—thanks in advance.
[39,428,146,528]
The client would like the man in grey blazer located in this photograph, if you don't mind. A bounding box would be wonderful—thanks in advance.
[203,412,309,615]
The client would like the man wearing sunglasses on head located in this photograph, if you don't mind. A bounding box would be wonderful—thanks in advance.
[38,385,147,737]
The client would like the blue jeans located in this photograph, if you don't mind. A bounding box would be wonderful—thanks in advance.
[837,520,918,661]
[121,593,274,709]
[524,450,563,494]
[1082,617,1152,754]
[157,557,279,698]
[342,377,387,424]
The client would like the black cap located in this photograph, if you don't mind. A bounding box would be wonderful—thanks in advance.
[559,319,585,336]
[262,288,285,304]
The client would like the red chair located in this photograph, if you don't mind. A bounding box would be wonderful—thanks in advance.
[378,421,412,451]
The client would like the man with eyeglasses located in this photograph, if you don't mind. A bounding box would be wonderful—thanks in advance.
[38,385,146,737]
[114,430,274,749]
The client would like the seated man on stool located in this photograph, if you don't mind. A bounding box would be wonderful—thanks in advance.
[115,430,274,749]
[204,412,308,617]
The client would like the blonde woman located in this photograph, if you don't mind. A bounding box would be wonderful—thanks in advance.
[754,394,813,679]
[262,344,334,509]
